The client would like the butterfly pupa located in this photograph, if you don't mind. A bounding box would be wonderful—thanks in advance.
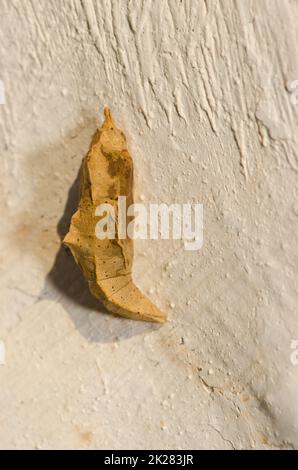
[63,107,166,323]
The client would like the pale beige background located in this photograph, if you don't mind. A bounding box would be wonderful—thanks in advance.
[0,0,298,449]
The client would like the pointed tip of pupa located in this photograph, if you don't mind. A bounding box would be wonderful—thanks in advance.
[103,106,114,127]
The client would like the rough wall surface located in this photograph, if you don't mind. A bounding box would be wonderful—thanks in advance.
[0,0,298,449]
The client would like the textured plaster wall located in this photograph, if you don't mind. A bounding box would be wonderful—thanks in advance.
[0,0,298,449]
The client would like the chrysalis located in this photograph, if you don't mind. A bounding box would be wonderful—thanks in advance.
[64,108,166,323]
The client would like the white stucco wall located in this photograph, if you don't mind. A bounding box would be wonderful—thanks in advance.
[0,0,298,449]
